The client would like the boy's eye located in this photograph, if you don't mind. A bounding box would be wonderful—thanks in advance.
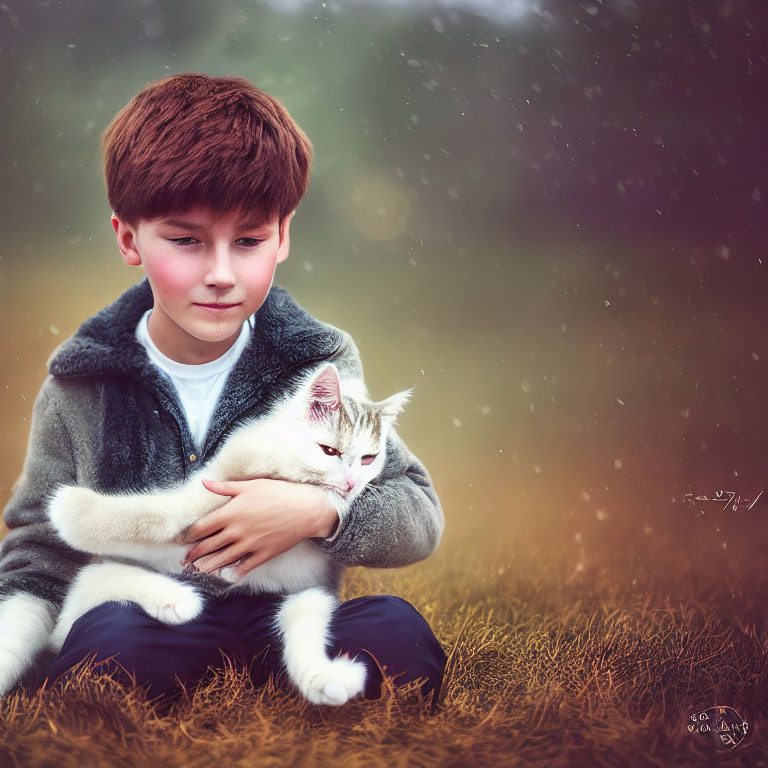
[318,444,341,457]
[167,237,262,247]
[361,454,377,466]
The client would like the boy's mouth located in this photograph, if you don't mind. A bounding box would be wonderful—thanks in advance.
[194,302,242,311]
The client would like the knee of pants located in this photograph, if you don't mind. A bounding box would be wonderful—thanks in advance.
[51,602,205,698]
[333,595,447,697]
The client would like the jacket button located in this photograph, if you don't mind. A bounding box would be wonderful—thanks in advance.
[189,454,196,462]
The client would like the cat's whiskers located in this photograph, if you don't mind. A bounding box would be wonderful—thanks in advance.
[359,483,385,501]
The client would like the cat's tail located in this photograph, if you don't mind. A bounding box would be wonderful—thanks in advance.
[276,587,366,706]
[0,592,56,696]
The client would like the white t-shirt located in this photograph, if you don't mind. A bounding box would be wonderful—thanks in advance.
[135,309,252,447]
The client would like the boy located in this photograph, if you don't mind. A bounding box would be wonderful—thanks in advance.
[0,74,445,703]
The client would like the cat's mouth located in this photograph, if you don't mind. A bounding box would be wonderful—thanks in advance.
[324,484,351,498]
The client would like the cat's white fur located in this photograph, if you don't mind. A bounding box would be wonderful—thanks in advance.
[47,364,409,705]
[0,593,55,696]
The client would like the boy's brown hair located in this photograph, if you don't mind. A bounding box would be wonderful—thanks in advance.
[102,73,313,226]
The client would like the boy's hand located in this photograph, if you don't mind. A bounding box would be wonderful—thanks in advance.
[182,478,339,578]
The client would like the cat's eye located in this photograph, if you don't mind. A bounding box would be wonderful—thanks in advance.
[318,444,341,457]
[361,454,377,466]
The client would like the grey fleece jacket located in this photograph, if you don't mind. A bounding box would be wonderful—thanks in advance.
[0,279,443,608]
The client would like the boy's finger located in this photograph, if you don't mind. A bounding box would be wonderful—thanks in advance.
[193,546,244,574]
[201,478,238,496]
[185,515,225,542]
[183,530,234,565]
[230,551,268,577]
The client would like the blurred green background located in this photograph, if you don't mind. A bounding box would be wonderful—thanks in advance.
[1,0,766,585]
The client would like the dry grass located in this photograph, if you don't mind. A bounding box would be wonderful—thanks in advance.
[1,553,767,768]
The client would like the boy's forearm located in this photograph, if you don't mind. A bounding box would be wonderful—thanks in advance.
[1,379,89,606]
[315,496,340,539]
[315,430,443,568]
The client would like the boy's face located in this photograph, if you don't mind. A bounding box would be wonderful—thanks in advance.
[113,207,290,364]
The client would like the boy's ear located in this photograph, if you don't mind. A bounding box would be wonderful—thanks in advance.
[276,212,292,264]
[111,214,142,267]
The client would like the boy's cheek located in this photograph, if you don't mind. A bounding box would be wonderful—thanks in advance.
[244,272,277,305]
[146,258,196,300]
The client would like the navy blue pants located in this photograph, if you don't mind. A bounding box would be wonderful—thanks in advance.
[50,592,446,703]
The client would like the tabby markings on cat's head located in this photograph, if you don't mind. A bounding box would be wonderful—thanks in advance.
[296,364,410,499]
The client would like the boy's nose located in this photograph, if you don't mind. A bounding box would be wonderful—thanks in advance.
[205,247,236,288]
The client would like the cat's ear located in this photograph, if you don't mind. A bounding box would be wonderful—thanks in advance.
[307,364,341,421]
[378,389,412,424]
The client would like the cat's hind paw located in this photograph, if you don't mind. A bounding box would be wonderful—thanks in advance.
[301,655,367,706]
[150,584,204,625]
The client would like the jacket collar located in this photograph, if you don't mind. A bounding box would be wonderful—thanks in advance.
[48,278,342,383]
[48,279,155,379]
[49,278,344,459]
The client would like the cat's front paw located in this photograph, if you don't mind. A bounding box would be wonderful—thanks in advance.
[217,564,242,584]
[48,486,104,551]
[301,655,367,706]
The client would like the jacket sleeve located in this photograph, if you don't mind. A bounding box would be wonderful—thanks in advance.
[1,377,89,605]
[314,331,444,568]
[0,377,91,694]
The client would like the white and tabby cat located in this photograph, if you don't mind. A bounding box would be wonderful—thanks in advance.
[47,363,409,706]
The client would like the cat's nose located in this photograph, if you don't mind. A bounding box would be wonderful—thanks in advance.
[345,476,356,492]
